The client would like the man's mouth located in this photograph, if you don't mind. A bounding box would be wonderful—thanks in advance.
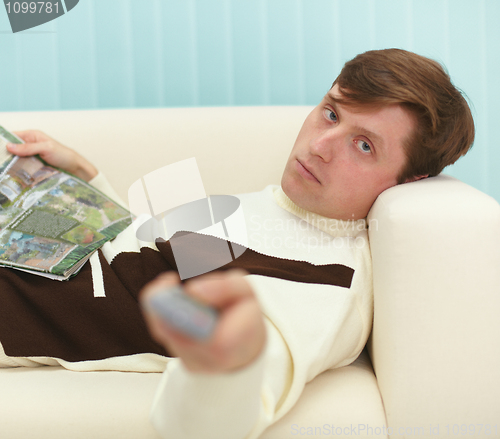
[296,159,320,184]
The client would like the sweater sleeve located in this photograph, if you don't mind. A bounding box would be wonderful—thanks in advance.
[148,268,370,439]
[149,315,293,439]
[150,342,266,439]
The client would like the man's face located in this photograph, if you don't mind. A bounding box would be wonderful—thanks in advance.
[281,85,416,220]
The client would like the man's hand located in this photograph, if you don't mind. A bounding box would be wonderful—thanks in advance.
[6,130,98,182]
[140,270,266,374]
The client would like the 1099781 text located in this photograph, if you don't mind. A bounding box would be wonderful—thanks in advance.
[5,1,59,14]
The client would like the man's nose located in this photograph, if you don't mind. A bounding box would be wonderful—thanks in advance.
[310,129,340,162]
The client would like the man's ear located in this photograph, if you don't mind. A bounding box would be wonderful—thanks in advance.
[405,174,429,183]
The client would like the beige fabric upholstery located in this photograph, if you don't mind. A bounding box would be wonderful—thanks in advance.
[367,175,500,438]
[0,106,498,438]
[0,107,313,201]
[0,367,161,439]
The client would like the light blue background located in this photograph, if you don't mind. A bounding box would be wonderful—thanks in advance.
[0,0,498,203]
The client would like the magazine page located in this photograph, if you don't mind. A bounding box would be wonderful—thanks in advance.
[0,127,132,280]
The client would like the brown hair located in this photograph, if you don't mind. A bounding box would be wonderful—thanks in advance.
[331,49,475,183]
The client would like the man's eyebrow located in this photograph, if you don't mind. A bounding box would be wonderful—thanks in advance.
[325,92,337,104]
[325,93,386,152]
[353,126,385,150]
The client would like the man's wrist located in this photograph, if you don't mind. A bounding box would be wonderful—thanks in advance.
[72,160,98,182]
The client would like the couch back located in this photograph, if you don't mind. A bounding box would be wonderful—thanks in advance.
[0,106,313,204]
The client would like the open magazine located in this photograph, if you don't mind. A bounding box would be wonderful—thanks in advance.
[0,126,132,280]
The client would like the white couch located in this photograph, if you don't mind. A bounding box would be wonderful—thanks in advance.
[0,106,498,439]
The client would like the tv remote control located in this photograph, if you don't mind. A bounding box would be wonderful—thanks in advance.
[147,284,218,341]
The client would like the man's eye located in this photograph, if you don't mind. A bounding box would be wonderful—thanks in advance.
[324,108,337,122]
[356,139,372,153]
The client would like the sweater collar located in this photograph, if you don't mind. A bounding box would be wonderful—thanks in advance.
[273,187,367,238]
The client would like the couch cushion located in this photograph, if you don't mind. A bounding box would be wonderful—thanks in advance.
[0,350,386,439]
[0,366,162,439]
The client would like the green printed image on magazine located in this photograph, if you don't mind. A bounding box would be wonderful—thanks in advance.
[0,229,76,272]
[9,208,106,246]
[32,176,130,233]
[62,224,106,246]
[0,156,59,208]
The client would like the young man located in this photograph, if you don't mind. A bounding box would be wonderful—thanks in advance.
[1,49,474,438]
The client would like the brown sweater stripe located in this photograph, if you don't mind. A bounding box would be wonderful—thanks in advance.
[155,232,354,288]
[0,232,353,363]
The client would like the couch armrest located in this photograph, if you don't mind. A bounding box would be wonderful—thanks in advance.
[367,175,500,438]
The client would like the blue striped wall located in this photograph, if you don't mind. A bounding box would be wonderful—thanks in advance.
[0,0,498,203]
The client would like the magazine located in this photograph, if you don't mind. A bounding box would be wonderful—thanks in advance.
[0,126,132,281]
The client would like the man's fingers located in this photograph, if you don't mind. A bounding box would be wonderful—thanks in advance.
[7,140,52,157]
[215,295,265,364]
[140,271,181,303]
[8,130,57,159]
[12,130,56,146]
[139,271,190,347]
[12,130,43,144]
[139,271,218,359]
[138,269,266,373]
[139,271,189,338]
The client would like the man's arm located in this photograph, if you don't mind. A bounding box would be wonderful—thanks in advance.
[139,270,287,439]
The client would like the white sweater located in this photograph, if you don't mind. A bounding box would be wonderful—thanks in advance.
[0,172,373,439]
[140,180,373,438]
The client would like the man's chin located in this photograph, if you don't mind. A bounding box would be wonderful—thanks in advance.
[281,182,313,211]
[280,175,296,200]
[281,182,333,217]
